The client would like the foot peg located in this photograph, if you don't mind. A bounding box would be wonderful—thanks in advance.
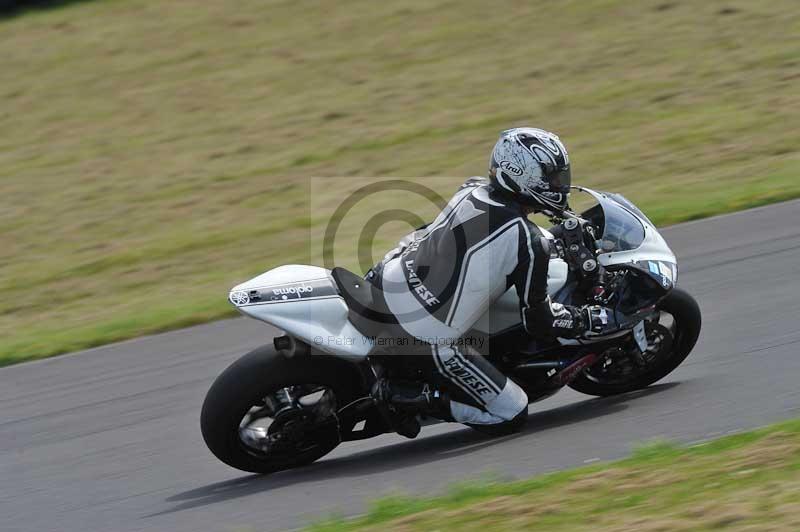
[371,379,453,427]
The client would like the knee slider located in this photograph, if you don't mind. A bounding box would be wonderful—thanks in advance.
[486,379,528,421]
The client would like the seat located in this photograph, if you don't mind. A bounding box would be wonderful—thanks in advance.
[330,267,395,338]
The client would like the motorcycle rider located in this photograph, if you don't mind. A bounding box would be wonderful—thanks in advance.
[366,127,617,433]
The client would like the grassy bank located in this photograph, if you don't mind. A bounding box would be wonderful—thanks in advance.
[2,0,799,364]
[309,419,800,531]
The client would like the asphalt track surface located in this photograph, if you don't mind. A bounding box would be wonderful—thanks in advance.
[2,199,800,532]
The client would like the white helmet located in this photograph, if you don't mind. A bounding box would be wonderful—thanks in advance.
[489,127,572,212]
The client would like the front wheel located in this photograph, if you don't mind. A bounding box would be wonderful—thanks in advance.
[200,344,360,474]
[568,287,701,397]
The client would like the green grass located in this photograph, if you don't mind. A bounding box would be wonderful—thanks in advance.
[308,419,800,531]
[2,0,800,364]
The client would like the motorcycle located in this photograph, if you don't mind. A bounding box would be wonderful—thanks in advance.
[201,186,701,474]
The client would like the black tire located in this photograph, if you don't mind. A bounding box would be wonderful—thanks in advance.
[568,287,701,397]
[200,344,361,474]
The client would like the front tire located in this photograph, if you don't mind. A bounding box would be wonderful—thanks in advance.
[200,344,360,474]
[568,287,701,397]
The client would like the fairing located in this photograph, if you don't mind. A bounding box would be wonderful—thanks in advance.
[581,188,678,289]
[229,265,374,359]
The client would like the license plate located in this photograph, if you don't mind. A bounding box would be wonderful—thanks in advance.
[633,320,648,353]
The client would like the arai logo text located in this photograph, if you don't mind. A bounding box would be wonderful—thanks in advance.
[500,160,524,177]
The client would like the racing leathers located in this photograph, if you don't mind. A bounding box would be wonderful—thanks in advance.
[368,177,588,425]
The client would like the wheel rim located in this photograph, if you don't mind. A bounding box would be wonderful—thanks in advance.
[584,310,679,385]
[236,384,339,458]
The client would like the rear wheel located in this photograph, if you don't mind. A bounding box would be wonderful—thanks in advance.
[568,288,701,397]
[200,344,360,474]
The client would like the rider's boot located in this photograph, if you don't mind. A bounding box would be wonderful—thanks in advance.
[371,379,453,438]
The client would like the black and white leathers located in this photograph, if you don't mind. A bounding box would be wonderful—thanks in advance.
[372,178,582,424]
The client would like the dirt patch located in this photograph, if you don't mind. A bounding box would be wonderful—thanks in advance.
[725,432,800,471]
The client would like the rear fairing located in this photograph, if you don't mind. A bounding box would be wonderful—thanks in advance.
[229,265,374,359]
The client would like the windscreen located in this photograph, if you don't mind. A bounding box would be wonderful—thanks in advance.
[597,196,646,252]
[573,188,647,253]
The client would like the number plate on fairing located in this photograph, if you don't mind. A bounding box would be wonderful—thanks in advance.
[633,320,648,353]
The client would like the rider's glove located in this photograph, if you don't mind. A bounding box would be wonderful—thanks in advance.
[548,304,587,338]
[582,305,621,337]
[527,298,587,339]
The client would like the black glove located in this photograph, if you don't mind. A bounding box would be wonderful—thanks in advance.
[581,305,621,337]
[527,298,587,339]
[549,304,587,338]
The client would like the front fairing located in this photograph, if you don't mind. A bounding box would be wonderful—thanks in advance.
[464,188,677,336]
[576,187,678,290]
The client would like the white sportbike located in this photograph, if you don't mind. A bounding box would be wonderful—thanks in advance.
[201,187,701,474]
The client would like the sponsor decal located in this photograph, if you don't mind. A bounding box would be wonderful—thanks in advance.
[443,357,493,396]
[658,261,672,281]
[638,261,674,290]
[231,278,336,306]
[557,354,598,386]
[404,259,441,307]
[229,291,250,306]
[272,284,313,296]
[268,282,316,301]
[499,160,524,177]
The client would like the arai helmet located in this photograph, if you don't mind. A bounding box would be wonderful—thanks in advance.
[489,127,572,212]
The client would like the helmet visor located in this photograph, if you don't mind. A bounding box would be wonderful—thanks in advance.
[549,166,572,194]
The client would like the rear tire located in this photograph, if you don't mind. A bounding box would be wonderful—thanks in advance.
[200,344,360,474]
[568,288,701,397]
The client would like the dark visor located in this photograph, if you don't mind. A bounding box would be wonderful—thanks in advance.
[549,166,572,193]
